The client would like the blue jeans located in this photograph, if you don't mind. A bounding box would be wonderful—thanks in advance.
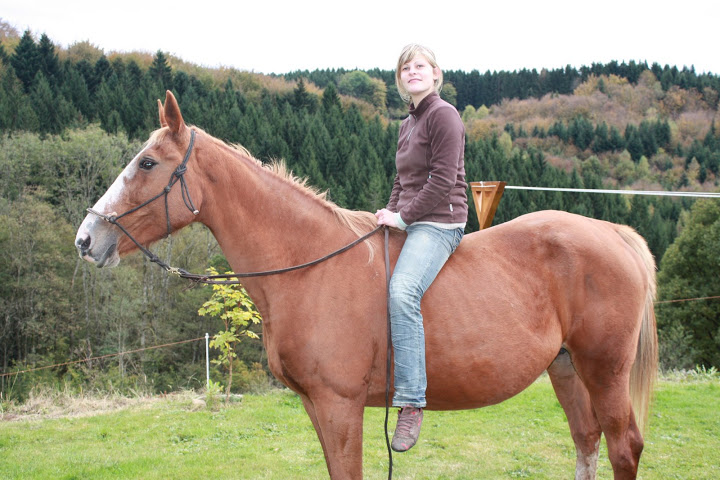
[390,224,464,407]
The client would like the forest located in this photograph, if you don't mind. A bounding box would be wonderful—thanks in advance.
[1,23,719,401]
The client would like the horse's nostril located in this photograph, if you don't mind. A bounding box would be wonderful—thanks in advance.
[77,235,91,250]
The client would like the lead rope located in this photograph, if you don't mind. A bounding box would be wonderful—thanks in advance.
[383,226,394,479]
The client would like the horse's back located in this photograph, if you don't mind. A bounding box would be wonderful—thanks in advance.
[408,210,650,410]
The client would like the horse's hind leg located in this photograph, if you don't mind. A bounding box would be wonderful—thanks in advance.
[548,349,602,480]
[570,349,644,480]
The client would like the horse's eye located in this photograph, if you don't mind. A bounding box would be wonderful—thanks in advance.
[139,158,157,170]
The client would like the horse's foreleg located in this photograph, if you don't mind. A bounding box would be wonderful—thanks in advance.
[302,393,365,480]
[300,394,330,467]
[548,349,602,480]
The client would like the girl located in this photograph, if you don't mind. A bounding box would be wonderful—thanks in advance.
[376,44,468,452]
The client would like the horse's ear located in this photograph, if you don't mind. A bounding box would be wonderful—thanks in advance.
[158,99,168,128]
[162,90,185,134]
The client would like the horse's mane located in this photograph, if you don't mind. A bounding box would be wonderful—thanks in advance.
[149,126,380,256]
[262,161,379,239]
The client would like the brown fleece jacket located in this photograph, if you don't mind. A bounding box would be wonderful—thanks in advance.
[387,92,468,226]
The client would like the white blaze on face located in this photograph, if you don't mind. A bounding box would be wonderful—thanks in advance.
[76,144,151,241]
[94,144,149,213]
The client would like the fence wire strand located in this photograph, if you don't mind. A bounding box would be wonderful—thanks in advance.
[4,187,718,379]
[0,336,205,378]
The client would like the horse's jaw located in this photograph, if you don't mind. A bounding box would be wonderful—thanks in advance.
[75,215,122,268]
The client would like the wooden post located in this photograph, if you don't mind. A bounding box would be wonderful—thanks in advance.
[469,181,506,230]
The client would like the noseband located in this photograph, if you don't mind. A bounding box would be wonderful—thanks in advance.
[87,129,200,272]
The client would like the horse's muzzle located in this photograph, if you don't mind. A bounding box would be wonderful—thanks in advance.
[75,219,121,267]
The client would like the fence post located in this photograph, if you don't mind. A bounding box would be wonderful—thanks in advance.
[205,333,210,389]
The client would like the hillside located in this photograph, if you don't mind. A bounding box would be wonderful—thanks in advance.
[2,23,720,402]
[463,72,720,192]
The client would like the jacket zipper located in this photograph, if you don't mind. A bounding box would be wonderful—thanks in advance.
[403,115,417,146]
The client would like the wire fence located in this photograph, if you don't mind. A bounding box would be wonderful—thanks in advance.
[2,186,718,380]
[504,185,720,198]
[0,336,209,381]
[1,297,716,379]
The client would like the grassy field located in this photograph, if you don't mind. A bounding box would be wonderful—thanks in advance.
[0,376,717,479]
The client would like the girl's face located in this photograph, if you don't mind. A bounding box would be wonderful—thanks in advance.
[400,54,439,105]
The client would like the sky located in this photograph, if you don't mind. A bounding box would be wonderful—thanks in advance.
[3,0,720,76]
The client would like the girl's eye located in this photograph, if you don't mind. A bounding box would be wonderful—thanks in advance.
[139,158,157,170]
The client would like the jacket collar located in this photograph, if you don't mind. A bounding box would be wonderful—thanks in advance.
[408,92,440,117]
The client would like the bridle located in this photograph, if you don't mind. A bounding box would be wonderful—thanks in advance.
[86,129,383,284]
[87,129,199,272]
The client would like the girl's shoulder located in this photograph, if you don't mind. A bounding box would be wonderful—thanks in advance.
[426,100,463,129]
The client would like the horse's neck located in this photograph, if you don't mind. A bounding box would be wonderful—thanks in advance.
[199,147,340,282]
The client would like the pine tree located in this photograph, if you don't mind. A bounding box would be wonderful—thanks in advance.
[624,124,644,161]
[37,33,61,86]
[31,72,76,136]
[292,77,316,112]
[321,82,341,111]
[148,50,173,90]
[592,121,610,153]
[608,125,625,151]
[94,56,113,87]
[10,30,40,92]
[61,65,93,122]
[0,64,39,132]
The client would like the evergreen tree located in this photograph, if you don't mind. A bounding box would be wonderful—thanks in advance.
[608,125,625,151]
[592,121,610,153]
[93,56,113,88]
[61,63,93,121]
[37,33,61,85]
[638,120,658,157]
[148,50,173,90]
[10,30,40,92]
[624,124,644,161]
[569,116,594,150]
[292,77,317,112]
[0,64,39,132]
[32,72,77,135]
[321,82,341,111]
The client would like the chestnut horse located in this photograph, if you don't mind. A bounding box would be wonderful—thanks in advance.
[75,91,657,479]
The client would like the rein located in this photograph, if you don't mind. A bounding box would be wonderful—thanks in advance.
[86,129,395,477]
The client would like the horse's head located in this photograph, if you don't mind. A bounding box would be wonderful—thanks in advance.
[75,90,203,267]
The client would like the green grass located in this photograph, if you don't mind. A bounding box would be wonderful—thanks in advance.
[0,377,718,479]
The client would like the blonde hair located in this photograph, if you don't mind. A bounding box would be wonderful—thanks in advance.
[395,44,444,104]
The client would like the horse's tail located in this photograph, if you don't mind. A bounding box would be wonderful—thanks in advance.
[616,225,658,434]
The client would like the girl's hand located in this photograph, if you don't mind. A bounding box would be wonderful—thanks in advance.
[375,209,399,228]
